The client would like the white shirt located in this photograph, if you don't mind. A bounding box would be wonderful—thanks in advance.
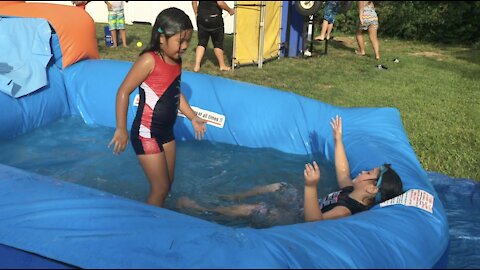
[109,1,124,12]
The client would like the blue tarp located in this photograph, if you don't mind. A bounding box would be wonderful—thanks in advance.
[0,17,52,98]
[0,62,68,139]
[0,58,449,268]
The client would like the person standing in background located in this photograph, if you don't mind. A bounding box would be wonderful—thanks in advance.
[355,1,380,59]
[192,1,234,72]
[105,1,128,48]
[314,1,340,41]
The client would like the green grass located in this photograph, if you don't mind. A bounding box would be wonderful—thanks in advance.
[96,23,480,181]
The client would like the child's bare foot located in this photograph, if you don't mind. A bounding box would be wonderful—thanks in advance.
[176,196,195,208]
[314,35,325,41]
[263,182,284,193]
[193,65,200,72]
[355,50,366,56]
[176,196,205,212]
[219,66,231,71]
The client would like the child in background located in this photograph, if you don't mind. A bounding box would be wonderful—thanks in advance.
[355,1,380,59]
[105,1,127,48]
[109,8,207,207]
[314,1,340,41]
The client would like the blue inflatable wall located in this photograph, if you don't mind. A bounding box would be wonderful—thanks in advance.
[0,17,449,269]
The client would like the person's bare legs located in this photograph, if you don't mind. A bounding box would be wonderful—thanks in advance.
[111,29,118,48]
[176,197,258,218]
[355,29,366,56]
[368,26,380,60]
[137,141,176,207]
[214,48,230,71]
[162,141,176,184]
[326,23,334,40]
[314,19,329,41]
[218,182,284,201]
[119,29,127,47]
[194,46,205,72]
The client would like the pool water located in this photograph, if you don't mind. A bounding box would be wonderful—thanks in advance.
[427,172,480,269]
[0,116,339,228]
[0,116,478,268]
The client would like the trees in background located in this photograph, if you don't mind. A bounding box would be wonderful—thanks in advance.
[331,1,480,45]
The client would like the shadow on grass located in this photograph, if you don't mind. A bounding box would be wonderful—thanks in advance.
[301,39,356,59]
[420,50,480,81]
[451,48,480,65]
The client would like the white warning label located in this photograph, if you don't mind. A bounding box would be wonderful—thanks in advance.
[178,106,225,128]
[380,189,434,214]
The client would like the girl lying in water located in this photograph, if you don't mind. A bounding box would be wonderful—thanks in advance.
[177,115,404,228]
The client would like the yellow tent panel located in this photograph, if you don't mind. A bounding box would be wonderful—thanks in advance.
[263,1,282,61]
[233,1,281,67]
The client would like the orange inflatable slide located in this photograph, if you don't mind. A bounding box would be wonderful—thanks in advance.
[0,1,99,69]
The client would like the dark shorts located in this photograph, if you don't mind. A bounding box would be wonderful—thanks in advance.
[130,129,175,155]
[197,14,225,49]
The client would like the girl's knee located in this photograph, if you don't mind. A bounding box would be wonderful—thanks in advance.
[149,189,169,204]
[150,180,171,195]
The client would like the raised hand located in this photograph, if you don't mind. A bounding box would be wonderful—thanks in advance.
[330,115,343,143]
[304,161,321,187]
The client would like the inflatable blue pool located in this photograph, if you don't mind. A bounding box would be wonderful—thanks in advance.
[0,15,449,269]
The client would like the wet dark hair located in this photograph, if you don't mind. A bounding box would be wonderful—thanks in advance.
[376,164,403,203]
[140,7,193,57]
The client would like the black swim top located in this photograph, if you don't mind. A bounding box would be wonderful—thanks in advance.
[319,186,368,215]
[198,1,222,17]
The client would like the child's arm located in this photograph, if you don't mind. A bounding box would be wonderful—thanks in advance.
[304,161,323,222]
[179,94,206,140]
[319,206,351,220]
[304,160,352,222]
[358,1,364,25]
[330,115,353,188]
[104,1,112,11]
[108,53,154,154]
[191,1,198,17]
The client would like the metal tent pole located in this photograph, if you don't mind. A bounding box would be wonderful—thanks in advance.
[231,1,238,70]
[257,1,266,68]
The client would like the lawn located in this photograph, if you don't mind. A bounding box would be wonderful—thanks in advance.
[95,23,480,181]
